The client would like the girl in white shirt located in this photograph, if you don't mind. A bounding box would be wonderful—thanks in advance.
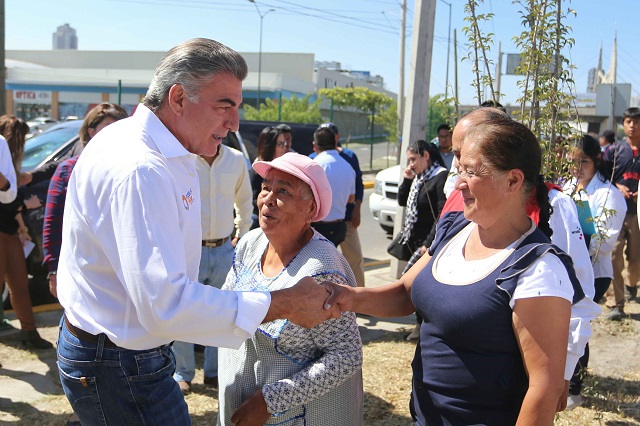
[563,133,627,407]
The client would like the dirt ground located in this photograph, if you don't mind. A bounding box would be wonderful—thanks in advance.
[0,301,638,425]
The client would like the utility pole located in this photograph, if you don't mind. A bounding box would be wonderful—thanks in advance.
[454,28,459,121]
[495,42,501,99]
[397,0,406,154]
[391,0,437,278]
[441,0,452,100]
[0,0,5,116]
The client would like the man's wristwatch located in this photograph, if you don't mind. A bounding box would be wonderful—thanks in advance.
[0,180,10,191]
[47,271,57,280]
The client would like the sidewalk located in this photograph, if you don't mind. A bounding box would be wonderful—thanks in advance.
[0,263,411,414]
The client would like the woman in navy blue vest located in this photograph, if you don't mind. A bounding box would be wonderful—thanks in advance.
[325,116,584,425]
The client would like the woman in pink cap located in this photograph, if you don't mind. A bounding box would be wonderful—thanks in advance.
[217,152,363,426]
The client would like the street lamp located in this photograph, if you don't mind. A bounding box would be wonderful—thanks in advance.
[249,0,275,108]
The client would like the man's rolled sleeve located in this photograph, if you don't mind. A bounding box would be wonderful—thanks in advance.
[233,291,271,338]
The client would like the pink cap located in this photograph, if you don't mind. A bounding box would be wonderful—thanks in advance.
[253,152,332,222]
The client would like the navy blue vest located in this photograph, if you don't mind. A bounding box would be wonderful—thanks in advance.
[410,212,584,425]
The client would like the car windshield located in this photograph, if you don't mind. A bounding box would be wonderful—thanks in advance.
[22,123,81,172]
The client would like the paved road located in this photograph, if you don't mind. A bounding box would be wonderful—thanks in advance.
[359,185,394,263]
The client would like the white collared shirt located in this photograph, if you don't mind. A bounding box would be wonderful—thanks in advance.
[0,136,17,204]
[197,145,253,240]
[57,104,270,350]
[313,149,355,221]
[547,189,601,379]
[563,174,627,279]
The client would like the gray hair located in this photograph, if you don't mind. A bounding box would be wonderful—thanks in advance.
[143,38,248,111]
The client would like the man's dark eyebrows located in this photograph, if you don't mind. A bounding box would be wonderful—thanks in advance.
[217,98,237,107]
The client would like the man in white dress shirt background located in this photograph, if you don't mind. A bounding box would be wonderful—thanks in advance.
[55,38,335,425]
[172,143,253,394]
[310,127,355,246]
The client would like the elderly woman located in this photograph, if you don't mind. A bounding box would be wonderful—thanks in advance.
[218,152,363,426]
[325,116,584,425]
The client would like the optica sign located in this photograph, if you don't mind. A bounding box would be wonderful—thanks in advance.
[13,90,52,104]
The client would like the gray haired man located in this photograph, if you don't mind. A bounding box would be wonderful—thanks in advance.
[55,38,335,424]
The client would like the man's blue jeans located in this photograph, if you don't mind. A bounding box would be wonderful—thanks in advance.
[173,241,234,382]
[57,317,190,425]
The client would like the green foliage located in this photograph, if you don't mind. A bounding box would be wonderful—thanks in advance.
[243,95,323,124]
[376,101,398,143]
[318,86,394,114]
[462,0,498,104]
[427,95,455,141]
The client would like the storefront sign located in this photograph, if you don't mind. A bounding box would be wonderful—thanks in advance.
[13,90,52,104]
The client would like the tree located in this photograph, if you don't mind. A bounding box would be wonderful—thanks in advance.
[318,87,394,140]
[427,94,455,141]
[243,95,323,124]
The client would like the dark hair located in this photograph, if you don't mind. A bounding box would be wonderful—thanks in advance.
[623,107,640,120]
[79,103,129,143]
[480,100,507,113]
[256,126,282,161]
[437,124,451,134]
[599,129,616,144]
[0,115,30,175]
[144,38,248,112]
[407,140,446,168]
[314,127,336,151]
[571,134,608,183]
[318,122,339,135]
[275,123,291,133]
[464,116,553,238]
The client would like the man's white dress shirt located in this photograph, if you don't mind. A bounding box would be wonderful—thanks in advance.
[197,145,253,240]
[58,104,270,350]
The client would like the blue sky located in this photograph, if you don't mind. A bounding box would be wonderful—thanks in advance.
[6,0,640,105]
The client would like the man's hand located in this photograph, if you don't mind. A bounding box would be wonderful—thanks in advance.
[24,195,41,210]
[351,201,362,228]
[265,277,336,328]
[18,172,33,186]
[232,237,239,248]
[556,380,569,412]
[419,245,427,256]
[230,389,270,425]
[616,183,632,199]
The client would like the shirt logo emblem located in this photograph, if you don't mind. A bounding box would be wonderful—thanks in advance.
[182,189,194,210]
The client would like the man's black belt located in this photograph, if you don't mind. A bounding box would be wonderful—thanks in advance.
[64,315,118,347]
[202,235,233,248]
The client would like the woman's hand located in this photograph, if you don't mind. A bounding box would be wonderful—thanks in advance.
[323,281,354,314]
[231,389,270,425]
[18,226,31,244]
[48,274,58,298]
[402,166,415,180]
[24,195,42,210]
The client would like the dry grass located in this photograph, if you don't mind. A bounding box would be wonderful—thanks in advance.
[0,304,638,425]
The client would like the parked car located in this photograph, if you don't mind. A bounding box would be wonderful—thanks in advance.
[3,123,251,308]
[368,165,401,234]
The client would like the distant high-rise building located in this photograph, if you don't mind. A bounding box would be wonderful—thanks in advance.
[587,68,597,93]
[52,24,77,50]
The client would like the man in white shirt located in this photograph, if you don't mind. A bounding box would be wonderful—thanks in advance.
[55,38,335,425]
[172,143,252,394]
[311,127,355,246]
